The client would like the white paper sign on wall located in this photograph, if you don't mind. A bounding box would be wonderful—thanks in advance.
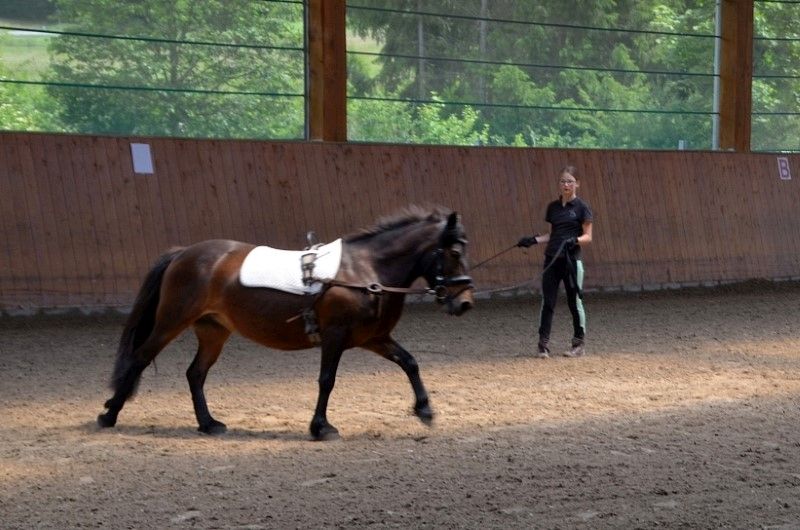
[131,143,154,174]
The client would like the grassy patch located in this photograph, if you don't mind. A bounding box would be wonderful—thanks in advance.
[0,22,53,79]
[346,30,382,78]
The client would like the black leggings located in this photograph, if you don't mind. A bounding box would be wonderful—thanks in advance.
[537,255,586,346]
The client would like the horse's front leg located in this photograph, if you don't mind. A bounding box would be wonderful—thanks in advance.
[309,329,347,441]
[363,337,433,425]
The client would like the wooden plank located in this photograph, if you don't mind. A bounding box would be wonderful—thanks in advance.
[293,142,330,243]
[12,135,48,304]
[68,136,117,307]
[248,141,281,244]
[580,150,613,288]
[660,152,691,284]
[497,147,537,289]
[124,138,165,270]
[600,150,633,287]
[25,135,71,302]
[512,147,545,289]
[145,138,181,248]
[237,141,269,242]
[98,136,144,301]
[467,147,506,286]
[232,140,264,242]
[217,139,250,239]
[0,135,23,307]
[50,136,89,305]
[85,137,122,303]
[173,140,205,243]
[269,142,307,247]
[748,154,775,277]
[629,150,660,286]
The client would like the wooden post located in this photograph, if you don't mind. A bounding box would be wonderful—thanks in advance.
[718,0,753,152]
[307,0,347,142]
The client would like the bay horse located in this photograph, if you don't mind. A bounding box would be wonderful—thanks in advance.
[97,206,474,440]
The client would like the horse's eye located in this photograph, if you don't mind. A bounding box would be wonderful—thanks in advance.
[450,248,462,258]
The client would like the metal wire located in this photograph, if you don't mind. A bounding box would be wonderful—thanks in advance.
[0,79,304,99]
[347,94,716,116]
[0,25,304,52]
[347,50,715,79]
[346,4,716,39]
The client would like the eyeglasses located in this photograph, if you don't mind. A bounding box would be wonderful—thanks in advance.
[559,179,577,185]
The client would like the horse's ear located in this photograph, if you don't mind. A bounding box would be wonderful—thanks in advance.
[446,212,458,229]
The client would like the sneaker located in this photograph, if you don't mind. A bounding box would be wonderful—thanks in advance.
[535,344,550,359]
[563,344,585,358]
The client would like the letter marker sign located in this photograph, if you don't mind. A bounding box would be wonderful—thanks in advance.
[777,157,791,181]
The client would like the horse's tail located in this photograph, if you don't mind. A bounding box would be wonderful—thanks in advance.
[110,247,184,393]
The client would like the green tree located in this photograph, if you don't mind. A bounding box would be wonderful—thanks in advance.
[751,2,800,151]
[0,33,61,132]
[46,0,305,138]
[348,0,719,148]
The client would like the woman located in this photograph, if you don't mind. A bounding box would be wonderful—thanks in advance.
[518,166,593,358]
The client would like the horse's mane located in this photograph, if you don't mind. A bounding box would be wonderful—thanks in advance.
[344,205,453,243]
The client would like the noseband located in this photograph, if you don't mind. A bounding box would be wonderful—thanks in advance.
[425,244,474,303]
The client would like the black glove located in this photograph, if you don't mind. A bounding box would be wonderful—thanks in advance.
[517,235,538,248]
[563,236,578,249]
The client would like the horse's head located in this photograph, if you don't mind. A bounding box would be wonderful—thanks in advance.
[345,207,475,314]
[424,212,474,316]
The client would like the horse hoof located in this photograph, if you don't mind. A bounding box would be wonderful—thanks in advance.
[97,413,116,428]
[311,424,340,442]
[198,421,227,435]
[414,405,434,426]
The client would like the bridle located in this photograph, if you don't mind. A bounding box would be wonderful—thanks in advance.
[327,238,473,302]
[422,239,474,303]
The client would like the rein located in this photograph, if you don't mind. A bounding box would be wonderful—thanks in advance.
[469,238,575,298]
[469,244,517,271]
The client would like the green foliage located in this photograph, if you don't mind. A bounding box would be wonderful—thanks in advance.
[348,95,416,143]
[751,1,800,151]
[44,0,305,138]
[348,0,725,149]
[0,48,61,131]
[411,96,488,145]
[348,91,488,146]
[0,0,797,149]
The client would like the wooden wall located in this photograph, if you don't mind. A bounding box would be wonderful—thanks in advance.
[1,132,799,311]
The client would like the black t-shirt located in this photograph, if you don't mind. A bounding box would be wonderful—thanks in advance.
[544,196,593,259]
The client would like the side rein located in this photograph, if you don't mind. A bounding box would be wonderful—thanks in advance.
[327,238,473,301]
[325,233,475,303]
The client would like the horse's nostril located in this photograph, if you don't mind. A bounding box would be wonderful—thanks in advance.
[460,300,474,313]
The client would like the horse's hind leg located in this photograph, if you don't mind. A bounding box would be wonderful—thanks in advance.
[309,328,347,441]
[187,317,231,434]
[98,322,186,428]
[363,337,433,424]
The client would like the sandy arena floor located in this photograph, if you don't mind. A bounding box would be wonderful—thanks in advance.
[1,281,800,529]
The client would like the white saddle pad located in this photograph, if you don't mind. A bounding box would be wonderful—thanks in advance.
[239,239,343,295]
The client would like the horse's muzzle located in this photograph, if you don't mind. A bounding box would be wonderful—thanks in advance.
[447,286,474,316]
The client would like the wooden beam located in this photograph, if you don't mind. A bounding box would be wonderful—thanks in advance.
[307,0,347,142]
[718,0,753,152]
